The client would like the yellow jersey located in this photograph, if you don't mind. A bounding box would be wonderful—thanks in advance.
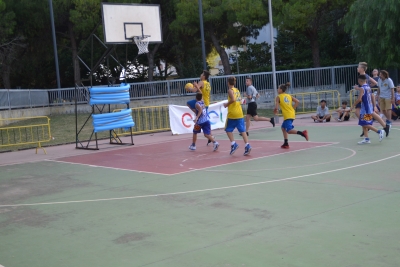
[278,93,295,120]
[227,87,243,119]
[201,80,211,107]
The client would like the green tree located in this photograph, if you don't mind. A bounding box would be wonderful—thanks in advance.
[172,0,267,75]
[272,0,353,68]
[0,0,23,89]
[343,0,400,67]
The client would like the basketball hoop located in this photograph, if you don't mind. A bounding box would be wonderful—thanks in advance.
[132,35,150,55]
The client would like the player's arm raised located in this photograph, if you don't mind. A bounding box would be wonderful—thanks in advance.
[193,81,203,93]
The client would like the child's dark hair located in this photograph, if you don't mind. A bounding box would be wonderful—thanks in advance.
[227,76,236,86]
[278,82,291,92]
[202,70,210,80]
[342,101,348,105]
[195,92,202,101]
[320,100,327,103]
[358,74,367,81]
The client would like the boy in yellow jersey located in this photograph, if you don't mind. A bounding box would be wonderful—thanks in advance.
[223,76,251,155]
[187,70,213,145]
[274,82,309,149]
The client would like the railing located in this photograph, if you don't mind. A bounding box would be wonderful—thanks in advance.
[113,106,170,135]
[0,64,359,110]
[0,116,51,154]
[348,88,378,107]
[291,90,341,114]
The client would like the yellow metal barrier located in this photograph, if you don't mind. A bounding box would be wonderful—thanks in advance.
[348,88,378,118]
[113,105,170,136]
[0,116,51,154]
[289,90,341,114]
[349,88,378,107]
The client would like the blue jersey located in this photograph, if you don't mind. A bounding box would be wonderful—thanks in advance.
[196,100,208,124]
[360,84,373,115]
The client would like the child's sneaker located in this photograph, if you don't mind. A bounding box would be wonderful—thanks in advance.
[270,117,275,127]
[207,136,214,146]
[189,145,196,150]
[213,142,219,151]
[281,144,289,149]
[244,144,252,155]
[378,130,384,142]
[302,130,309,141]
[230,142,239,155]
[358,138,371,145]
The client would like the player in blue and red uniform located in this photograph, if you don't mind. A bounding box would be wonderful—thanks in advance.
[188,93,219,151]
[352,75,385,144]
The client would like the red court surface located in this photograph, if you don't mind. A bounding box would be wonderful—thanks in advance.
[56,140,333,175]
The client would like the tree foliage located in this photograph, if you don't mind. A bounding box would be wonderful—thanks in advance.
[343,0,400,68]
[171,0,267,75]
[272,0,353,67]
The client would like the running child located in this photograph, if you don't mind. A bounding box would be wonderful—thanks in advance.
[274,82,309,148]
[352,75,385,144]
[243,76,275,136]
[189,92,219,151]
[223,76,252,156]
[354,62,390,137]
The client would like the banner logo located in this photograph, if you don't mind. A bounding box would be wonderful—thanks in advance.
[181,113,193,128]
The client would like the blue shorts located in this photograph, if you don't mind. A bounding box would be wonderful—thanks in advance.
[193,120,211,135]
[225,118,245,133]
[282,119,294,132]
[358,114,373,126]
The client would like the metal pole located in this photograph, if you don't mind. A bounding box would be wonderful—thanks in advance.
[198,0,207,70]
[48,0,61,90]
[268,0,279,123]
[236,50,240,74]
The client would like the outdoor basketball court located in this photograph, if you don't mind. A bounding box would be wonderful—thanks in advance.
[1,120,399,267]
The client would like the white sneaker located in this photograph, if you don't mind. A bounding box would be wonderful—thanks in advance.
[337,118,342,122]
[358,139,371,145]
[323,119,326,123]
[213,142,219,151]
[378,130,384,142]
[189,145,196,150]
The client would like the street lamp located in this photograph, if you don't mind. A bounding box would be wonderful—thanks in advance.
[48,0,61,91]
[268,0,279,123]
[198,0,207,70]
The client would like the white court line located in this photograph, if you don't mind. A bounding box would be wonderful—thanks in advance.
[1,151,398,208]
[203,146,356,172]
[48,141,337,176]
[178,142,337,176]
[45,159,171,176]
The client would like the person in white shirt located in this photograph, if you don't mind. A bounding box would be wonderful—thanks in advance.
[377,70,395,126]
[311,100,331,122]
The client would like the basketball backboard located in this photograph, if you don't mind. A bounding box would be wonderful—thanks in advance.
[101,3,162,44]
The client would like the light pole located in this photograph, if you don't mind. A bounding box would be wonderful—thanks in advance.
[198,0,207,70]
[48,0,61,90]
[268,0,279,123]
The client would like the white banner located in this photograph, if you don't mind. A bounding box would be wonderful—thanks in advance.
[169,100,228,135]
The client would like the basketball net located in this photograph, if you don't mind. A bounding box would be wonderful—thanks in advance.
[133,35,150,55]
